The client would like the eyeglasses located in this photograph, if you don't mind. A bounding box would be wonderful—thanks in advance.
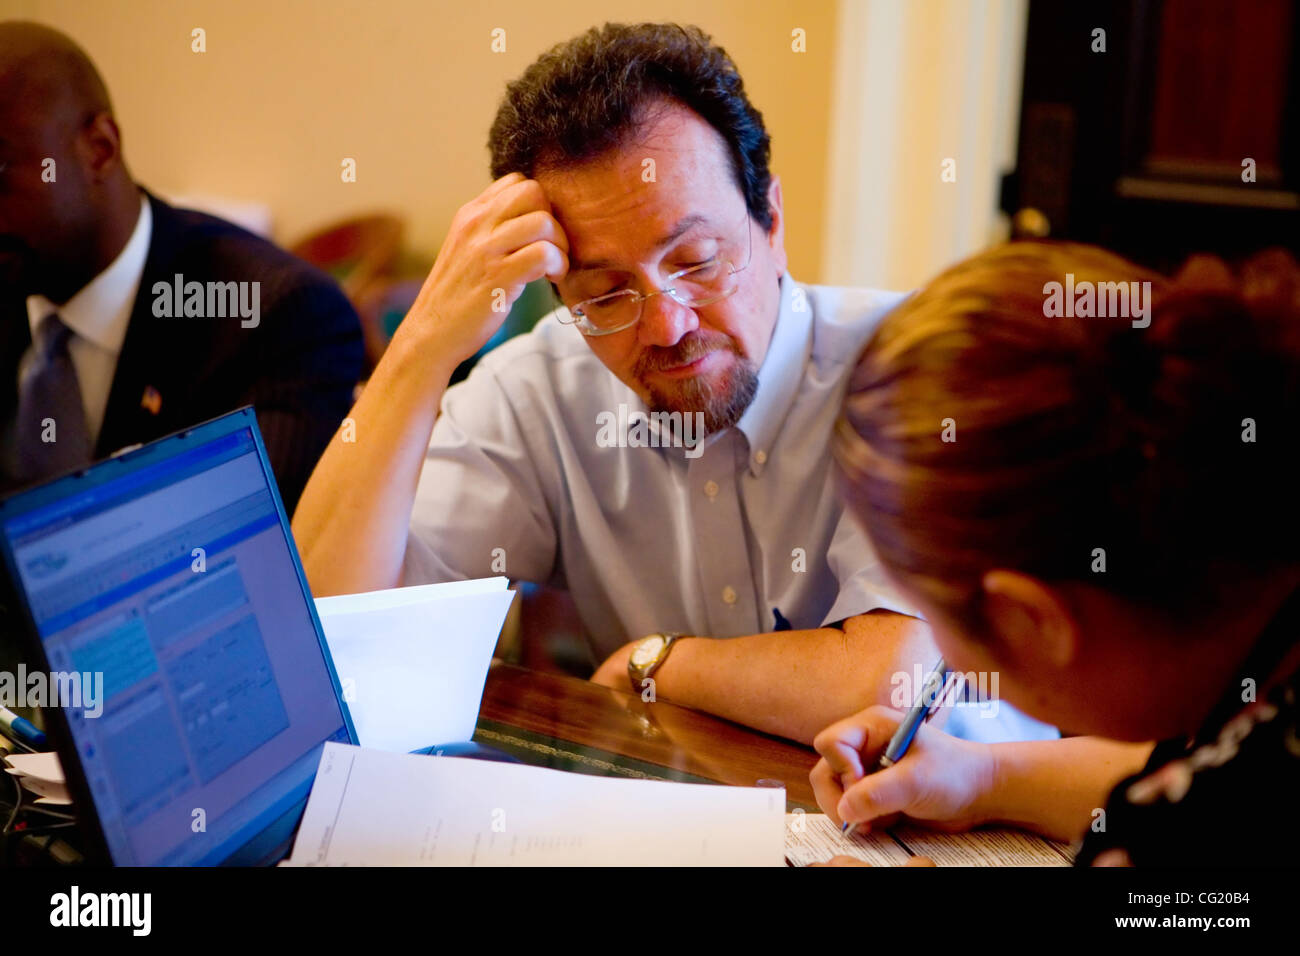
[555,217,754,337]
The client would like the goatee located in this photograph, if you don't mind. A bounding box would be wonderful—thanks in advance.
[635,331,759,436]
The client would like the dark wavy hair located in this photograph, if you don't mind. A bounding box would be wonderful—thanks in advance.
[488,22,773,230]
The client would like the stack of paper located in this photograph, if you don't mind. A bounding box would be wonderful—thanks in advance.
[314,578,515,753]
[4,751,71,806]
[283,743,785,866]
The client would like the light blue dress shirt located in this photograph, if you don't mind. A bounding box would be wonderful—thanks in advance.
[403,274,1058,744]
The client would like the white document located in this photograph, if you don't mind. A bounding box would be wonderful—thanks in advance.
[315,578,506,615]
[4,751,72,805]
[891,824,1074,866]
[784,813,912,867]
[284,742,785,866]
[314,578,514,754]
[784,814,1074,866]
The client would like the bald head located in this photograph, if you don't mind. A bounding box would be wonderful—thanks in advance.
[0,21,138,303]
[0,20,114,126]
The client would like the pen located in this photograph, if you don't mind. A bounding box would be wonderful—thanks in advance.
[0,705,46,750]
[842,657,947,839]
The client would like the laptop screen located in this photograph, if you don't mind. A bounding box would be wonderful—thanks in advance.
[1,416,351,865]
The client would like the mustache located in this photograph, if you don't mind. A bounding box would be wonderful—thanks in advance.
[634,330,737,375]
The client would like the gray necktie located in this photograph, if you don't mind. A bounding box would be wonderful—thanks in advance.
[14,313,93,482]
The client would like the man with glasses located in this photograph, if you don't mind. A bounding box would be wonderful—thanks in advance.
[293,23,1053,746]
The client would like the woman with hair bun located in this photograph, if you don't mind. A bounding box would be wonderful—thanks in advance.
[812,242,1300,866]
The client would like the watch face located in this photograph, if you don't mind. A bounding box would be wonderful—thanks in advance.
[630,636,666,668]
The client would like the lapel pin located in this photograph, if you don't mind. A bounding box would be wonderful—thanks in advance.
[140,385,162,415]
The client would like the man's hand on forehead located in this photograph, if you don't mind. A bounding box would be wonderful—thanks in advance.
[479,172,570,282]
[394,172,570,370]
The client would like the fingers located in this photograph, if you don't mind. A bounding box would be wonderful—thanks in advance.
[479,170,527,202]
[460,174,557,242]
[809,856,876,868]
[812,707,907,828]
[480,181,571,288]
[811,721,868,781]
[837,761,922,828]
[404,172,563,365]
[813,705,903,778]
[502,240,569,287]
[809,758,848,824]
[490,209,569,259]
[811,758,907,832]
[904,856,937,867]
[491,176,555,224]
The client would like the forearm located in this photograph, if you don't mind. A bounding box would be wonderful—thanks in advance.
[292,326,457,596]
[975,737,1154,843]
[292,172,569,597]
[653,612,937,745]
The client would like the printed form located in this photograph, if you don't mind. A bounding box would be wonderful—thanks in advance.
[784,813,1075,866]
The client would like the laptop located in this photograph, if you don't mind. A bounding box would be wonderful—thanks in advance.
[0,407,358,865]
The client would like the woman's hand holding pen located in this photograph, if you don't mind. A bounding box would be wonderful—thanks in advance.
[810,704,998,834]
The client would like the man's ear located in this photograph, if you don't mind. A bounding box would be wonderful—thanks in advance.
[980,570,1080,671]
[764,175,787,274]
[78,112,123,183]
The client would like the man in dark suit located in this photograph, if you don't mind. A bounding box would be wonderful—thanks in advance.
[0,21,362,514]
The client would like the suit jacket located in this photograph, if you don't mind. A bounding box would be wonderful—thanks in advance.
[0,190,363,514]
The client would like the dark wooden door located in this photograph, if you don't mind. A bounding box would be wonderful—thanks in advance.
[1003,0,1299,272]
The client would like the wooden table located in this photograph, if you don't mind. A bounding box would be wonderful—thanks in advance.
[474,660,821,810]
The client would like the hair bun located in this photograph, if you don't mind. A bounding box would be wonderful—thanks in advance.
[1163,248,1300,363]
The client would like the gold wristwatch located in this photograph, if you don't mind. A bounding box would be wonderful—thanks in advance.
[627,632,683,692]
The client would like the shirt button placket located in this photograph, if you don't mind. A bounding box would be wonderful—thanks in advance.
[688,433,760,635]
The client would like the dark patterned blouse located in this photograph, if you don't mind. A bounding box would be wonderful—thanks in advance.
[1077,598,1300,867]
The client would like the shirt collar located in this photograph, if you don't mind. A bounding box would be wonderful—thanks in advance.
[733,273,812,476]
[26,192,152,354]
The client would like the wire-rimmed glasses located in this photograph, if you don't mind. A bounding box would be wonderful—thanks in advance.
[555,216,754,337]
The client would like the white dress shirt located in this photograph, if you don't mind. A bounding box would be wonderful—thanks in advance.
[25,194,152,445]
[404,273,1057,744]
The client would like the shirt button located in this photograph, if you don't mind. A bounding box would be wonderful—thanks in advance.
[754,450,768,465]
[722,586,737,605]
[703,480,719,499]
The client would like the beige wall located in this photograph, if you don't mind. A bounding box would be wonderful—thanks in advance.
[10,0,838,281]
[823,0,1027,292]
